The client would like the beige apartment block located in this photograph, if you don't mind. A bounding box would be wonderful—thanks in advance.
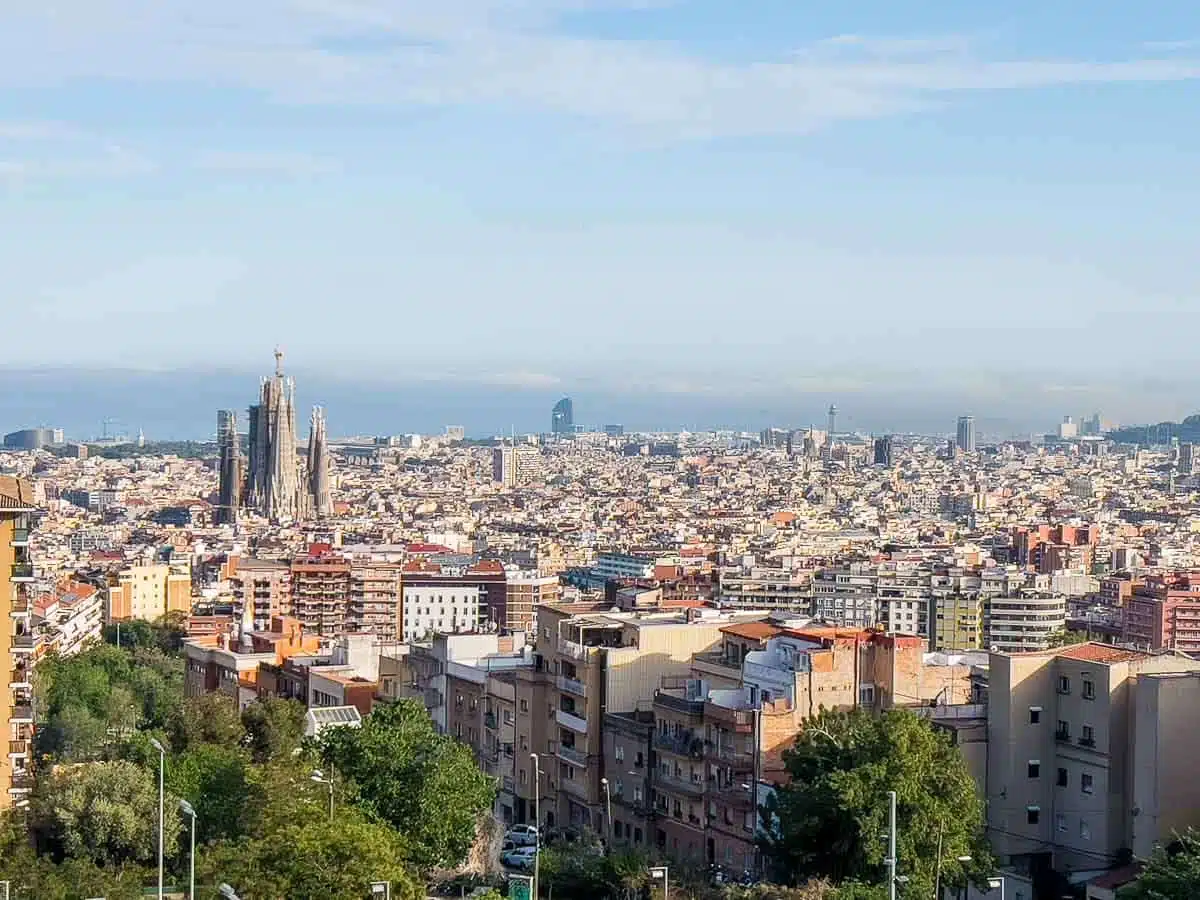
[0,478,36,810]
[107,563,192,622]
[987,643,1200,874]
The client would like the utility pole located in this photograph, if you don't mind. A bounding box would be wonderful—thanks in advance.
[887,790,897,900]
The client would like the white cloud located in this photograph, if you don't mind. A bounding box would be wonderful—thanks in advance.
[0,121,154,182]
[0,3,1198,139]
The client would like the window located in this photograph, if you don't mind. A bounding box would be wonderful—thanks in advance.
[1080,820,1092,841]
[615,744,625,762]
[1082,725,1095,746]
[1056,720,1070,740]
[1058,676,1071,695]
[1082,679,1095,700]
[1027,761,1040,779]
[1081,773,1094,794]
[520,699,528,712]
[1055,814,1067,833]
[1057,767,1069,787]
[1027,807,1040,825]
[859,685,875,706]
[1029,707,1042,724]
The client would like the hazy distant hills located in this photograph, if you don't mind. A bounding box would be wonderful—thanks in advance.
[0,365,1191,443]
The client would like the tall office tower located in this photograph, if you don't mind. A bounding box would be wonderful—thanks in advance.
[247,350,304,522]
[551,397,574,435]
[956,415,977,453]
[825,404,838,460]
[1180,443,1198,476]
[215,409,242,526]
[493,446,542,487]
[0,477,36,810]
[873,435,894,467]
[308,407,333,518]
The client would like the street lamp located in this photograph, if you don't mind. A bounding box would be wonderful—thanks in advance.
[986,876,1006,900]
[599,777,612,847]
[649,865,669,900]
[149,737,166,900]
[179,799,197,900]
[530,753,541,900]
[311,769,334,821]
[218,883,241,900]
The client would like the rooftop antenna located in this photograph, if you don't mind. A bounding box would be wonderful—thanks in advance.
[274,346,285,377]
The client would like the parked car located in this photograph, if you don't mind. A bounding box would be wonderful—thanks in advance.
[504,824,539,847]
[500,847,537,871]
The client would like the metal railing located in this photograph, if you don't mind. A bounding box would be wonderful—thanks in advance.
[10,564,33,580]
[557,745,588,767]
[557,675,587,697]
[655,771,705,797]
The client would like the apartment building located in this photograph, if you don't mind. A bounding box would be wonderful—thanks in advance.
[877,560,931,636]
[0,477,36,809]
[183,614,319,707]
[290,546,352,636]
[505,571,560,633]
[931,592,984,652]
[811,563,879,627]
[227,556,292,631]
[1121,572,1200,652]
[984,593,1067,652]
[986,643,1200,877]
[400,561,506,641]
[716,569,811,613]
[107,563,192,622]
[35,581,104,657]
[347,561,403,639]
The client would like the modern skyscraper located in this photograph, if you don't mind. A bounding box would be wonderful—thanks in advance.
[308,407,333,518]
[551,397,574,435]
[825,405,838,461]
[246,350,305,522]
[956,415,976,453]
[215,410,242,526]
[873,435,894,467]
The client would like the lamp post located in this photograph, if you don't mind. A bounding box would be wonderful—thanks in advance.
[886,791,897,900]
[650,865,669,900]
[149,737,166,900]
[179,799,197,900]
[218,884,241,900]
[530,753,541,900]
[311,769,334,821]
[599,777,612,847]
[986,876,1005,900]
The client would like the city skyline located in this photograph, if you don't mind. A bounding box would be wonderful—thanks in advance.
[2,3,1199,374]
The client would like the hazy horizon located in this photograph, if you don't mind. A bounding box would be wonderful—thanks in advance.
[2,364,1196,442]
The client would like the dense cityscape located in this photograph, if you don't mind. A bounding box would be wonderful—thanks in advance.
[3,351,1200,898]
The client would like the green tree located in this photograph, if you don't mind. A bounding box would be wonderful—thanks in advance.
[1119,830,1200,899]
[319,699,496,870]
[30,760,181,866]
[242,696,307,763]
[197,808,422,900]
[761,708,991,896]
[1045,629,1089,648]
[167,692,246,752]
[166,743,253,842]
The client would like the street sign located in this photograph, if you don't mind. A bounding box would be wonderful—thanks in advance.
[508,874,533,900]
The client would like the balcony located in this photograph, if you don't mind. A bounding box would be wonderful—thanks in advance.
[557,744,588,768]
[656,771,705,798]
[10,528,30,547]
[8,740,28,758]
[484,712,497,730]
[655,731,704,759]
[9,772,33,793]
[9,595,29,617]
[502,776,515,794]
[653,690,706,718]
[9,564,33,582]
[714,781,756,809]
[10,705,32,724]
[10,635,35,654]
[557,675,587,698]
[1078,737,1097,749]
[708,744,755,770]
[560,775,590,800]
[556,708,588,734]
[8,669,29,689]
[1055,730,1072,744]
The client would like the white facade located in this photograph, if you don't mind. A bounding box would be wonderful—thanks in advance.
[401,584,487,641]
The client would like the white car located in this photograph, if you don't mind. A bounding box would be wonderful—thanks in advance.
[505,824,539,847]
[501,846,537,870]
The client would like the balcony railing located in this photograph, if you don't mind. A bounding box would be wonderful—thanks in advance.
[655,731,704,759]
[8,669,30,687]
[502,776,515,793]
[10,705,33,723]
[656,771,705,797]
[560,775,590,799]
[10,635,35,653]
[557,675,587,698]
[10,529,30,546]
[557,744,588,767]
[708,744,755,769]
[8,740,28,756]
[653,691,706,718]
[556,708,588,734]
[714,781,756,808]
[10,564,33,581]
[484,712,497,730]
[9,772,34,792]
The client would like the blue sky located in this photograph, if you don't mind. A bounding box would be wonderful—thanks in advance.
[2,0,1199,401]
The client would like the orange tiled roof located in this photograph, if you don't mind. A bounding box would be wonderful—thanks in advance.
[1056,643,1150,664]
[720,621,784,640]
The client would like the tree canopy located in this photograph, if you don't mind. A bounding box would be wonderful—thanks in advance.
[1119,830,1200,899]
[319,699,496,871]
[760,708,992,897]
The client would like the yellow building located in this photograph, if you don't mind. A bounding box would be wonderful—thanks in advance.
[107,563,193,622]
[931,591,983,651]
[0,476,37,809]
